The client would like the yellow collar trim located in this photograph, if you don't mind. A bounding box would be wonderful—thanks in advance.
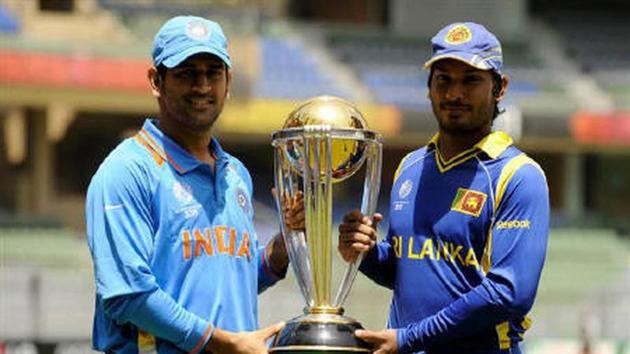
[428,131,513,160]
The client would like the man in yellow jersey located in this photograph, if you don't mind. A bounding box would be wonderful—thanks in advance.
[338,22,550,354]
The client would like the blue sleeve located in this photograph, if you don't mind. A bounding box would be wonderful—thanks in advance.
[397,164,550,352]
[257,244,287,293]
[86,159,213,353]
[359,232,397,289]
[87,159,157,297]
[103,291,213,353]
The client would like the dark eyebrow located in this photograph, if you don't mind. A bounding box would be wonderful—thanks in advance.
[172,63,195,70]
[207,63,226,70]
[433,66,447,74]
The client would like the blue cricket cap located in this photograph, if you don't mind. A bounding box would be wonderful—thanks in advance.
[423,22,503,75]
[152,15,232,69]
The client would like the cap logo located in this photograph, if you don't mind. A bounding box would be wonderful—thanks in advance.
[445,24,472,45]
[186,20,211,40]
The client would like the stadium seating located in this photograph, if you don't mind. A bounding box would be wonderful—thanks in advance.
[543,10,630,72]
[326,32,545,112]
[542,9,630,98]
[252,36,351,100]
[0,4,19,33]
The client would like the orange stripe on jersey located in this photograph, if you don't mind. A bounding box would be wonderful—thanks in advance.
[134,134,165,166]
[190,323,214,354]
[138,128,165,156]
[139,128,186,174]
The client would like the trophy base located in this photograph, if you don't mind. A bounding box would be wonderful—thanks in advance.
[270,313,372,353]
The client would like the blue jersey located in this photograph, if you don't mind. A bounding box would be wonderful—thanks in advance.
[86,119,283,354]
[360,131,549,354]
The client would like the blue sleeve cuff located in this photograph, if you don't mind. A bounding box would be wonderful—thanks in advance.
[396,327,411,354]
[397,324,425,354]
[358,242,395,289]
[258,246,287,292]
[104,290,217,353]
[184,320,214,354]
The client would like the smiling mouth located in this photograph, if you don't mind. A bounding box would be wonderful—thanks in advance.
[188,98,214,108]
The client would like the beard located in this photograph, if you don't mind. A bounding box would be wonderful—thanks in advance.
[432,100,495,135]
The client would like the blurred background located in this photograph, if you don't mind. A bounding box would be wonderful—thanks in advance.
[0,0,628,353]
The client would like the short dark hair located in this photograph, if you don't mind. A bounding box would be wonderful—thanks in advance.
[427,67,505,120]
[157,64,168,81]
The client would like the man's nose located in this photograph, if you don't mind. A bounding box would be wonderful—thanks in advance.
[445,82,464,100]
[192,74,212,92]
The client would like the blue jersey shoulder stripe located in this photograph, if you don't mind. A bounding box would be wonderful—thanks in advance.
[481,153,546,274]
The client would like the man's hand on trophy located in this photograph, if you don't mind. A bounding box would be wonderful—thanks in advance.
[271,188,305,232]
[354,329,398,354]
[338,210,383,262]
[268,189,305,274]
[281,191,305,231]
[205,322,285,353]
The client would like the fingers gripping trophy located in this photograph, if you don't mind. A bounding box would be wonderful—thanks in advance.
[271,96,382,353]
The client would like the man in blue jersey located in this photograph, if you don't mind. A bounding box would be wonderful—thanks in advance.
[338,22,549,354]
[86,16,303,354]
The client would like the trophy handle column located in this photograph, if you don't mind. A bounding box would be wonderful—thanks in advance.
[273,141,314,307]
[333,140,382,307]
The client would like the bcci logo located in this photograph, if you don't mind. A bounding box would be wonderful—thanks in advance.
[173,181,194,204]
[398,179,413,199]
[445,24,472,45]
[236,188,250,214]
[186,20,211,40]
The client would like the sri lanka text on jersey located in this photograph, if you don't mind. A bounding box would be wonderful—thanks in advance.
[391,236,481,270]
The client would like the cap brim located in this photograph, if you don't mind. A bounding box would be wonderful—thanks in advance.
[423,53,493,71]
[161,45,232,68]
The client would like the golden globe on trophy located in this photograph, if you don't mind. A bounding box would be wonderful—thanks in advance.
[270,96,382,353]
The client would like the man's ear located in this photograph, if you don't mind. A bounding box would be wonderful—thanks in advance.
[495,75,509,101]
[225,69,233,99]
[148,67,161,98]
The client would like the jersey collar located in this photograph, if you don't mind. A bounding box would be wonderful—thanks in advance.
[427,130,513,159]
[139,119,229,174]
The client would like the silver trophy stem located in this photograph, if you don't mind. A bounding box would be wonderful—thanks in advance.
[333,141,383,307]
[274,144,314,307]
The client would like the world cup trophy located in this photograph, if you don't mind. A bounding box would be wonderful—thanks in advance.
[270,96,382,353]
